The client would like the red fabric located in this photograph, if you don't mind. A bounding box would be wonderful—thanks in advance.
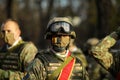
[59,51,75,80]
[67,51,71,57]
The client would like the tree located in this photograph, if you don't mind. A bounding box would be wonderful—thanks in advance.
[95,0,116,38]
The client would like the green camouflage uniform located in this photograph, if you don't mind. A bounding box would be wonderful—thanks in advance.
[71,47,88,68]
[91,32,120,78]
[25,49,89,80]
[25,17,89,80]
[83,38,114,80]
[86,55,114,80]
[0,39,38,80]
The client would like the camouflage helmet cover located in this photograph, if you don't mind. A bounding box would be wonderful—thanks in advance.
[45,17,76,39]
[47,17,73,28]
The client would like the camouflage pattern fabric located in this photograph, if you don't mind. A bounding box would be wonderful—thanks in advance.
[90,32,120,78]
[71,48,88,68]
[83,37,115,80]
[0,39,38,80]
[86,55,115,80]
[26,49,89,80]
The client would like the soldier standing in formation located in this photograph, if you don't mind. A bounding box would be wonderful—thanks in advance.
[24,17,89,80]
[90,27,120,80]
[0,19,38,80]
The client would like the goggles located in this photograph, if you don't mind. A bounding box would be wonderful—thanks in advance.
[50,22,71,33]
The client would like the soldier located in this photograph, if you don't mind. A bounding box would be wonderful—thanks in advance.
[0,19,38,80]
[90,27,120,80]
[24,17,89,80]
[84,38,114,80]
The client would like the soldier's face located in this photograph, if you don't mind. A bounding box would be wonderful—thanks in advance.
[1,21,20,45]
[52,35,70,48]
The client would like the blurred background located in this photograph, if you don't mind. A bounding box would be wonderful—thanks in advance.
[0,0,120,49]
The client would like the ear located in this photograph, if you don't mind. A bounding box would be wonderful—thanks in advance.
[15,29,21,39]
[18,30,21,36]
[70,31,76,39]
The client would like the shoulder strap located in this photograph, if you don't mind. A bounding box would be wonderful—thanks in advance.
[36,50,49,73]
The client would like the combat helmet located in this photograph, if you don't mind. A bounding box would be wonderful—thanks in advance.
[44,17,76,39]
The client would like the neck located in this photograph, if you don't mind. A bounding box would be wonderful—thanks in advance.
[7,37,22,49]
[60,50,67,55]
[51,48,69,58]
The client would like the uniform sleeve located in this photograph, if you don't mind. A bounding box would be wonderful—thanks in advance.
[90,33,116,69]
[20,42,38,68]
[24,58,47,80]
[83,67,89,80]
[0,69,26,80]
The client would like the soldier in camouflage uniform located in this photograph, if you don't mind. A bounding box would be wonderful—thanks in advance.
[24,17,89,80]
[90,27,120,80]
[0,19,38,80]
[84,38,114,80]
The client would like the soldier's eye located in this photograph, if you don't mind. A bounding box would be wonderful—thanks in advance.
[7,30,11,33]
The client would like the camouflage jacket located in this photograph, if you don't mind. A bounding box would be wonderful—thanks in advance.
[70,47,88,68]
[0,39,38,80]
[25,49,89,80]
[91,32,120,77]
